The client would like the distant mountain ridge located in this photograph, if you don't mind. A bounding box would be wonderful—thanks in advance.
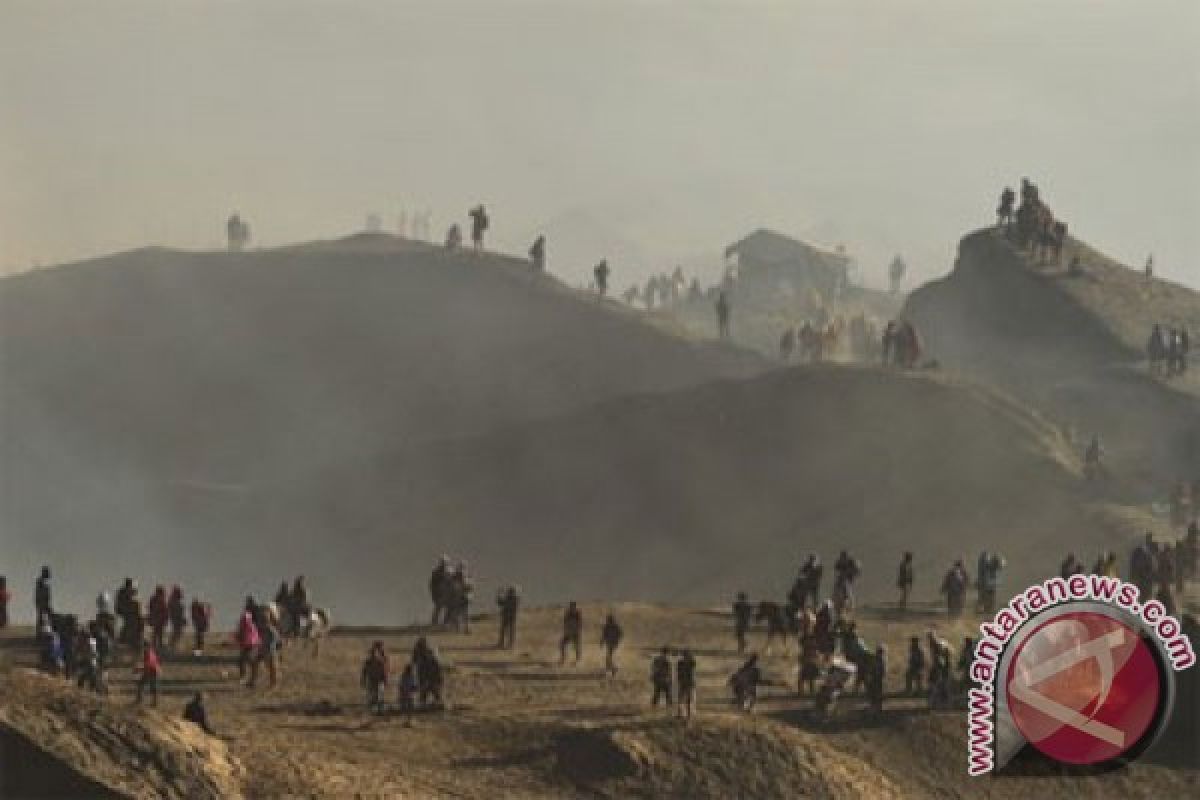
[0,234,766,620]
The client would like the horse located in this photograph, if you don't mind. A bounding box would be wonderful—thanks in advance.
[836,623,875,695]
[266,602,332,657]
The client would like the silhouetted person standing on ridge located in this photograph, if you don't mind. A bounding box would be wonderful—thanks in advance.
[147,585,168,651]
[715,291,731,339]
[497,585,519,650]
[1148,324,1167,375]
[469,204,489,251]
[430,557,451,626]
[733,592,753,654]
[361,641,390,715]
[594,259,610,298]
[559,602,583,665]
[677,650,697,719]
[868,644,886,714]
[799,554,823,609]
[905,635,925,695]
[888,255,907,293]
[601,613,623,676]
[34,566,52,621]
[996,187,1016,229]
[190,596,211,655]
[167,586,186,652]
[651,646,673,707]
[896,552,914,611]
[529,236,545,272]
[115,578,142,651]
[227,213,250,252]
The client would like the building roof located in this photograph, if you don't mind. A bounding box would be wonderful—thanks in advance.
[724,228,851,270]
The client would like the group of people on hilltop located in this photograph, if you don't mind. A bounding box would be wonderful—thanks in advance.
[234,595,284,690]
[881,319,921,368]
[226,213,251,252]
[779,319,842,363]
[996,178,1067,265]
[24,570,219,704]
[937,552,1007,618]
[20,566,338,707]
[621,267,705,311]
[777,313,885,365]
[733,550,946,716]
[1147,324,1190,377]
[443,204,490,252]
[112,578,214,657]
[1131,528,1198,616]
[428,556,474,632]
[360,636,444,716]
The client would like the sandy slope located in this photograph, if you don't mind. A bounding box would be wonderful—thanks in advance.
[262,363,1152,622]
[905,229,1200,496]
[0,235,764,622]
[1,602,1195,798]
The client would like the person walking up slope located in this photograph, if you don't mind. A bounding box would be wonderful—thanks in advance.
[601,613,623,676]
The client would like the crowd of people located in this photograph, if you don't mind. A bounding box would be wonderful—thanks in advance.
[1147,323,1190,377]
[620,267,707,311]
[428,556,474,632]
[5,515,1197,732]
[778,319,843,363]
[936,552,1008,618]
[881,319,922,368]
[728,549,969,718]
[14,568,328,714]
[776,313,891,365]
[996,178,1067,265]
[1130,527,1198,616]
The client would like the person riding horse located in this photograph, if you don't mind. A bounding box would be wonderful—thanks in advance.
[837,622,874,695]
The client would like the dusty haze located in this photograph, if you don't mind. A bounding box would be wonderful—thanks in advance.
[1,0,1197,287]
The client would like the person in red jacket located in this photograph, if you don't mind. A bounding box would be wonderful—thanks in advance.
[235,597,261,686]
[134,641,162,706]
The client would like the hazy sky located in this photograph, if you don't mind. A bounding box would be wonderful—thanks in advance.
[2,1,1197,288]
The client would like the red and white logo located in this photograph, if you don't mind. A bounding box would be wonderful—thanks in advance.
[1005,611,1161,765]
